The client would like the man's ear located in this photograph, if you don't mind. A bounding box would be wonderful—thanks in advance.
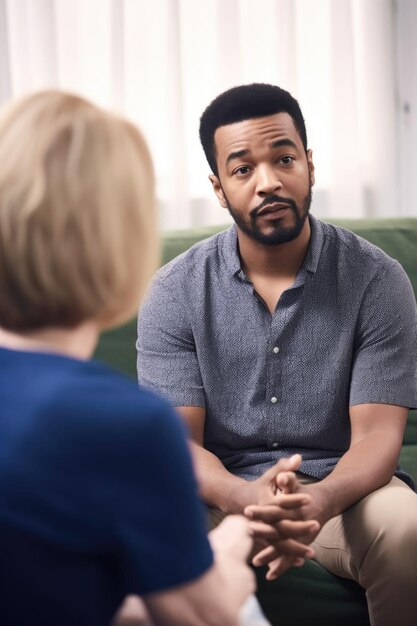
[307,149,315,187]
[209,175,228,208]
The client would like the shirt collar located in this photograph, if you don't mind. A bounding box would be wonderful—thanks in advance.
[303,214,325,275]
[221,214,325,278]
[221,225,242,277]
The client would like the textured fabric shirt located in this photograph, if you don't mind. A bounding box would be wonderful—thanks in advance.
[0,348,212,626]
[137,216,417,488]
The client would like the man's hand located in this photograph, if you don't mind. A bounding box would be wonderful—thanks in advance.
[231,454,304,509]
[246,474,334,579]
[234,455,319,578]
[245,501,320,579]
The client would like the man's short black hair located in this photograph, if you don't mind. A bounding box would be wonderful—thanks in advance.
[199,83,307,176]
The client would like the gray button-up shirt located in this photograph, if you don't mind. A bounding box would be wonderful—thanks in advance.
[137,216,417,487]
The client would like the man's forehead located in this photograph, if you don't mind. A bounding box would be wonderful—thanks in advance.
[213,112,300,157]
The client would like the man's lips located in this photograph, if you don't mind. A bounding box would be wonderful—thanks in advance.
[257,202,291,216]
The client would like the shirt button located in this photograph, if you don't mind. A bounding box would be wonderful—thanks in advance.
[273,346,280,353]
[271,396,278,404]
[272,442,279,448]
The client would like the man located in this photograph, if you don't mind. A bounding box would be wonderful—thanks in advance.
[137,83,417,626]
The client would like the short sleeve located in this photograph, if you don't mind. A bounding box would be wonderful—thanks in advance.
[115,400,213,594]
[349,258,417,408]
[137,273,206,407]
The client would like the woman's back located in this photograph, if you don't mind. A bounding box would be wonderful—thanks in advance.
[0,347,212,626]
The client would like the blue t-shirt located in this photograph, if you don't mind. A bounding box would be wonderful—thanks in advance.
[0,347,213,626]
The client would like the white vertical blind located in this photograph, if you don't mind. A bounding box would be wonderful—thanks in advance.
[0,0,415,228]
[396,0,417,217]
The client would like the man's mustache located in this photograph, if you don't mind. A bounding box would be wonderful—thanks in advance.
[250,195,297,218]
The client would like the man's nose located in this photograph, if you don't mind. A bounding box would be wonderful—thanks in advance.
[255,165,283,196]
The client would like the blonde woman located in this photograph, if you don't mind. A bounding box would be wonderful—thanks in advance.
[0,91,260,626]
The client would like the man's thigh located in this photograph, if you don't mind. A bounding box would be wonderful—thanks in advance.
[311,476,417,582]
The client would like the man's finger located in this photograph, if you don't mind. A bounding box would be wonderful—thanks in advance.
[248,519,320,540]
[261,454,302,483]
[265,554,304,580]
[245,496,311,520]
[253,539,315,566]
[265,555,294,579]
[276,471,298,494]
[252,544,277,566]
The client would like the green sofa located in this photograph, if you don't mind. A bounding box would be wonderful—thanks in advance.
[95,217,417,626]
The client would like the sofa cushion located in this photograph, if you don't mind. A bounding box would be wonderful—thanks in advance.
[255,560,370,626]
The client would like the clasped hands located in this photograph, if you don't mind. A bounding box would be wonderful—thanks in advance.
[242,454,323,580]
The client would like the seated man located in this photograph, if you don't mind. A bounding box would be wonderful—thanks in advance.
[0,89,299,626]
[137,83,417,626]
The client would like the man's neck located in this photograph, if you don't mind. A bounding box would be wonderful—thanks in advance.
[0,320,99,360]
[237,218,311,281]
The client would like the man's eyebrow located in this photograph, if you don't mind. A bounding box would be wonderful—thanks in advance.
[226,149,250,166]
[270,139,298,150]
[225,139,299,166]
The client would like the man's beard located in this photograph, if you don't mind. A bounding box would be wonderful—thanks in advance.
[225,186,312,246]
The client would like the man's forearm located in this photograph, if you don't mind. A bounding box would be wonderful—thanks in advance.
[189,441,253,513]
[313,431,401,519]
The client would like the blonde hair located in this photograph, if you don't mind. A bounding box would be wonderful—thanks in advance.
[0,90,158,331]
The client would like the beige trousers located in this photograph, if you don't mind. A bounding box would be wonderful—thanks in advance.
[208,476,417,626]
[311,476,417,626]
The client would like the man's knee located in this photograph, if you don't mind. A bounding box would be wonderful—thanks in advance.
[345,479,417,581]
[313,478,417,582]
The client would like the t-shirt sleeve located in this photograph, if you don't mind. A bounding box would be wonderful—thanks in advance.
[114,398,213,595]
[349,258,417,408]
[137,272,206,408]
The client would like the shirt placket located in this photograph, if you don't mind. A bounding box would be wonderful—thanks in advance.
[264,295,291,450]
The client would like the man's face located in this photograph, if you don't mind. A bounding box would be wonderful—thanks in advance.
[209,113,315,245]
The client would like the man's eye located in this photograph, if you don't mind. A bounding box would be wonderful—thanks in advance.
[233,166,251,176]
[280,155,294,165]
